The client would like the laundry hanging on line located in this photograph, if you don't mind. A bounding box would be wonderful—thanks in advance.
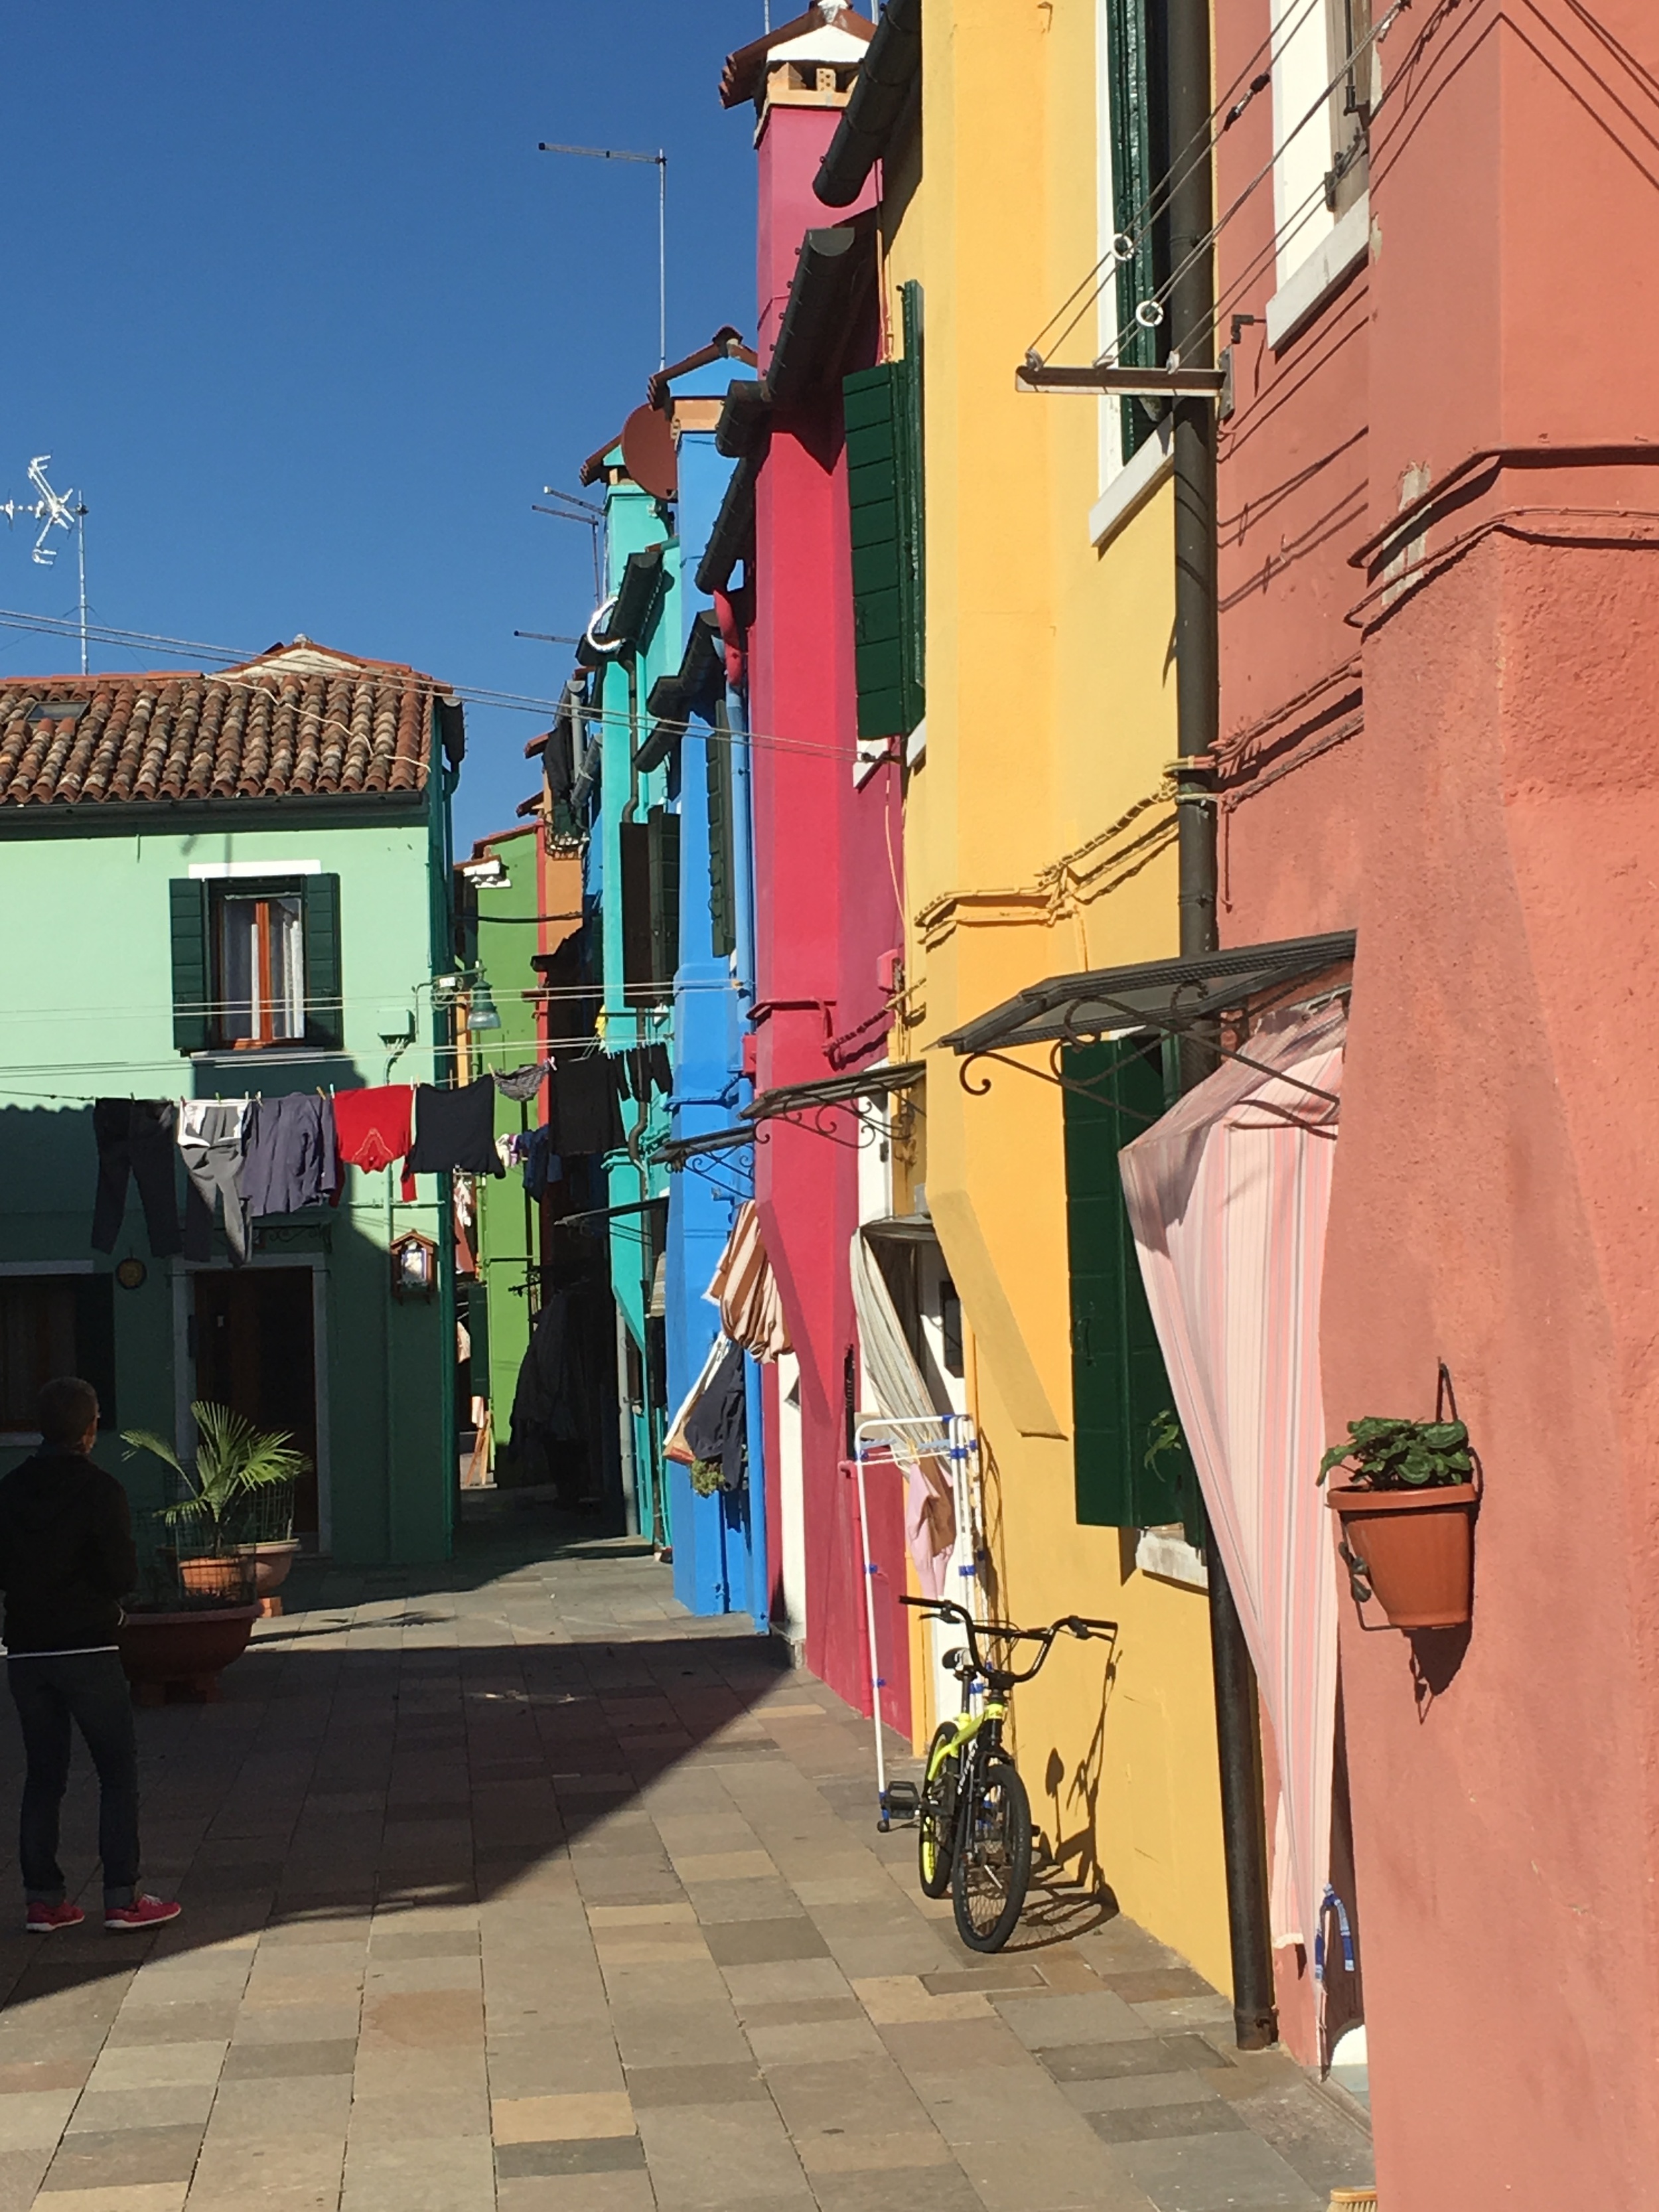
[179,1100,251,1267]
[407,1079,504,1181]
[332,1084,416,1201]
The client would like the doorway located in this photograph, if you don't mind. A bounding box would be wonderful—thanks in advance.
[192,1268,320,1539]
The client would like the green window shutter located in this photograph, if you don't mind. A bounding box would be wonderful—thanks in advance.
[648,807,681,992]
[72,1275,117,1431]
[707,717,737,960]
[620,820,654,1007]
[301,874,344,1051]
[1064,1037,1200,1538]
[168,879,211,1053]
[1105,0,1163,462]
[844,345,924,743]
[898,281,926,727]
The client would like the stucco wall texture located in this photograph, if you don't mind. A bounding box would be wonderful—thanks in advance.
[1217,0,1659,2198]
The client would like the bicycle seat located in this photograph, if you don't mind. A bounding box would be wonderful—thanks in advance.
[942,1647,972,1675]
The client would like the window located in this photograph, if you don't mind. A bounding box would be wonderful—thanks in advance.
[169,875,342,1053]
[1062,1035,1202,1543]
[1327,0,1373,216]
[1097,0,1169,473]
[844,281,925,743]
[619,811,680,1009]
[1271,0,1374,288]
[218,893,303,1046]
[0,1274,117,1441]
[707,704,738,962]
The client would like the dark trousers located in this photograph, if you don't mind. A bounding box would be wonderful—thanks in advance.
[92,1099,182,1258]
[8,1653,140,1906]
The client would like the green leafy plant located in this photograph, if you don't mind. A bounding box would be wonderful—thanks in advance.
[1144,1408,1185,1480]
[1318,1416,1472,1492]
[121,1402,311,1553]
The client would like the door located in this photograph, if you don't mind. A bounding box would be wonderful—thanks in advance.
[193,1268,319,1538]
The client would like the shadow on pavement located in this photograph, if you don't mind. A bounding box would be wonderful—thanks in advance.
[0,1528,790,2024]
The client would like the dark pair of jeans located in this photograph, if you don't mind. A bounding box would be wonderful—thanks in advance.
[8,1652,139,1907]
[91,1099,182,1258]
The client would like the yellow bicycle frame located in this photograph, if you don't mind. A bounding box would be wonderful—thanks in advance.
[924,1696,1008,1782]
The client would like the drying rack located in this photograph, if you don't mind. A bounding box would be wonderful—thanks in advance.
[847,1411,983,1830]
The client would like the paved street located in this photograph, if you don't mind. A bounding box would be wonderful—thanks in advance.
[0,1518,1374,2211]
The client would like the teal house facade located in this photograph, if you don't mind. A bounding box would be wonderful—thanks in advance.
[0,640,462,1564]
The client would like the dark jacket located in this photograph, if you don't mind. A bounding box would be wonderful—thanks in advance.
[0,1451,138,1655]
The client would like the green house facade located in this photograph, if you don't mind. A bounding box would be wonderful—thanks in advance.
[0,640,462,1564]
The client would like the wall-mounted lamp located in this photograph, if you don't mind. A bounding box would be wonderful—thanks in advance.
[390,1230,438,1301]
[466,983,502,1032]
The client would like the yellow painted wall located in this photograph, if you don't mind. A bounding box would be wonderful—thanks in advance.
[881,0,1231,1996]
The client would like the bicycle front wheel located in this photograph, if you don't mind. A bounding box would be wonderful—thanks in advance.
[952,1753,1032,1953]
[918,1726,960,1899]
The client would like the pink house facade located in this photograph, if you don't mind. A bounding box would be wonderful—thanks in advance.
[716,10,908,1724]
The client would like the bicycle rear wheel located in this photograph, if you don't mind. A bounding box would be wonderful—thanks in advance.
[918,1726,960,1899]
[952,1754,1032,1953]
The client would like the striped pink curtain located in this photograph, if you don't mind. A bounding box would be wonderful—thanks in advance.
[1119,1003,1346,1956]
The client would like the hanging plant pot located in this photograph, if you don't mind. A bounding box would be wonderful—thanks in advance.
[1327,1481,1479,1629]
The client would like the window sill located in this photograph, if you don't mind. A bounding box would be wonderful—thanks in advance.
[1265,192,1370,352]
[1088,416,1174,552]
[1135,1526,1208,1590]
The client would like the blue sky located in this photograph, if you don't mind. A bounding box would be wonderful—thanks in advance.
[1,2,769,846]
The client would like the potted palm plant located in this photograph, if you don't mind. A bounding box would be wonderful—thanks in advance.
[123,1404,309,1605]
[1319,1414,1479,1629]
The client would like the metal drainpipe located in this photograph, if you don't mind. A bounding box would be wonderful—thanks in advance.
[1167,0,1278,2055]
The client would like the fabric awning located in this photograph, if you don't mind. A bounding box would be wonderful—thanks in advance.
[1119,1001,1346,1970]
[936,932,1356,1057]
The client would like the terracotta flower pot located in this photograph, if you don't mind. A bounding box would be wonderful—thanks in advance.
[1327,1481,1479,1629]
[179,1554,254,1603]
[117,1603,259,1706]
[237,1539,301,1616]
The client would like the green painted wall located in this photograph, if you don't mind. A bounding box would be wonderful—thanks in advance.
[0,802,454,1564]
[467,828,545,1461]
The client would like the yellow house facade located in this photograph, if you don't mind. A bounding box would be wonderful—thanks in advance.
[841,0,1232,1993]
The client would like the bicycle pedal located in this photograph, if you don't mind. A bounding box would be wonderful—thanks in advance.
[883,1781,921,1823]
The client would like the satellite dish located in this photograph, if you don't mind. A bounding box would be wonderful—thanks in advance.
[620,404,677,500]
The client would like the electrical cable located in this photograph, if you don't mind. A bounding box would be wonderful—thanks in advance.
[1029,0,1329,362]
[1036,0,1434,371]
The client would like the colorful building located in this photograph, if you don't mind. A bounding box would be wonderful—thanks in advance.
[1200,0,1659,2195]
[815,0,1236,1993]
[0,641,461,1564]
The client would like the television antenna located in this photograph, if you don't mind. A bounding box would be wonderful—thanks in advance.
[538,142,668,370]
[1,456,90,674]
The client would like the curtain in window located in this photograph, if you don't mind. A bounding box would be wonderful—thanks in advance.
[1118,1002,1346,1962]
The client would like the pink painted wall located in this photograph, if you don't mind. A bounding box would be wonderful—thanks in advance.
[745,91,906,1724]
[1218,1,1659,2198]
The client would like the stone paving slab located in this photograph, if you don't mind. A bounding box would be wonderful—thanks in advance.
[0,1522,1374,2210]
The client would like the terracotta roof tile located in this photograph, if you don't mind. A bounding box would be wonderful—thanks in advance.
[0,638,453,812]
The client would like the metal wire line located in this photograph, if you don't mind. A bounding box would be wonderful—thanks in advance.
[1037,0,1432,370]
[1027,0,1328,360]
[0,607,887,772]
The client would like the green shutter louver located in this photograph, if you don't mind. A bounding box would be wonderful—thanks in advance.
[169,878,211,1053]
[707,711,737,960]
[1064,1036,1202,1542]
[301,874,343,1050]
[648,807,681,994]
[844,284,924,742]
[1105,0,1164,461]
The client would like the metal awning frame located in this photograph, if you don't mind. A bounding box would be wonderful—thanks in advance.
[944,937,1355,1121]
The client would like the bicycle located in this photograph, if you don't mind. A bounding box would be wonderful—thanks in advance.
[902,1595,1118,1953]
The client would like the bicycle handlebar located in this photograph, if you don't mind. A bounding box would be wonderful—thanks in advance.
[900,1595,1118,1684]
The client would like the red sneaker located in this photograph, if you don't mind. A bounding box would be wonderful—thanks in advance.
[25,1900,86,1934]
[105,1895,182,1933]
